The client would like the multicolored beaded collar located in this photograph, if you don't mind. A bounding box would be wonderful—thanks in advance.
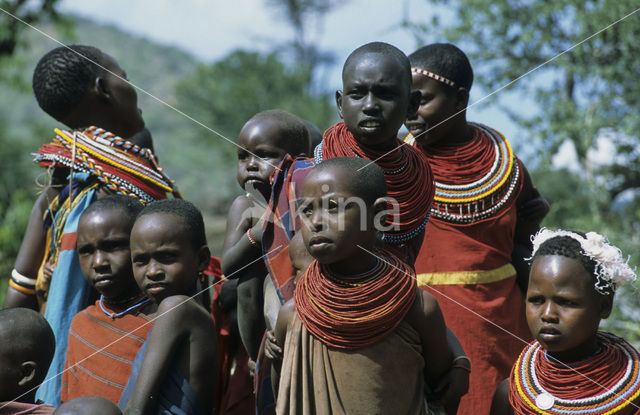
[406,123,520,224]
[510,332,640,414]
[35,127,174,203]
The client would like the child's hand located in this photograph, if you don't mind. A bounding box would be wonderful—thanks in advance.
[263,330,283,361]
[430,364,469,408]
[42,261,54,285]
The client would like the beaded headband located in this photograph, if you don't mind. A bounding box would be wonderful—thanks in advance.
[531,228,636,295]
[411,67,457,88]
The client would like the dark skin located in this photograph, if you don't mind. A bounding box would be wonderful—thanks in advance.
[337,51,420,151]
[490,254,614,415]
[4,51,145,311]
[127,213,217,415]
[77,208,143,303]
[270,166,458,413]
[221,116,309,359]
[405,75,549,291]
[54,396,123,415]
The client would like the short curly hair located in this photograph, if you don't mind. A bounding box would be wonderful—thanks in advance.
[137,199,207,249]
[32,45,104,120]
[532,234,597,279]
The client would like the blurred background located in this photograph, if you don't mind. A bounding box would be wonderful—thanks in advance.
[0,0,638,343]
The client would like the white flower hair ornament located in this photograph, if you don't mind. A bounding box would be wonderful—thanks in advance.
[531,228,637,295]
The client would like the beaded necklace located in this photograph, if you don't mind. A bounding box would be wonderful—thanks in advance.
[99,295,151,320]
[35,127,174,203]
[509,332,640,414]
[314,122,434,244]
[294,250,416,350]
[408,123,521,224]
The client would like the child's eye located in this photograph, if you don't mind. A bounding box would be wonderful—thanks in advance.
[77,246,92,255]
[301,204,313,217]
[328,199,339,210]
[556,298,578,307]
[527,295,544,305]
[238,150,248,160]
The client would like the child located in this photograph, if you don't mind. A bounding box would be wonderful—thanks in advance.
[491,228,639,415]
[54,396,122,415]
[61,195,153,404]
[221,109,310,359]
[260,41,435,304]
[403,42,549,414]
[5,45,175,406]
[272,157,457,414]
[0,307,55,414]
[120,199,217,415]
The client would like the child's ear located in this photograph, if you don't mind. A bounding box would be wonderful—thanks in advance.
[407,90,421,119]
[17,361,37,387]
[371,197,389,226]
[335,90,344,119]
[94,76,112,101]
[197,245,212,273]
[599,294,613,319]
[455,87,469,111]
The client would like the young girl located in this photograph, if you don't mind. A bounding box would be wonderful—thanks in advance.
[491,228,639,415]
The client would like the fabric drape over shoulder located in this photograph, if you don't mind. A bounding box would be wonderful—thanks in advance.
[276,315,427,415]
[407,123,530,415]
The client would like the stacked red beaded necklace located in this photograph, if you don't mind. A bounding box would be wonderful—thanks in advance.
[411,123,521,224]
[294,250,417,350]
[509,332,640,414]
[314,122,434,244]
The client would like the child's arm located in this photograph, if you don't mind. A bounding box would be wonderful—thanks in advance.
[221,195,263,277]
[405,290,457,414]
[490,379,514,415]
[430,328,470,408]
[270,299,295,396]
[4,186,61,310]
[124,296,216,415]
[513,163,549,292]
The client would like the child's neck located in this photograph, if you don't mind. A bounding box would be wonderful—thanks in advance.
[326,251,379,276]
[102,290,145,307]
[354,135,397,152]
[546,335,600,364]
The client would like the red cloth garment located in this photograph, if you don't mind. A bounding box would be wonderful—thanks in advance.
[207,256,255,415]
[61,301,152,404]
[509,332,640,415]
[409,123,531,415]
[0,402,54,415]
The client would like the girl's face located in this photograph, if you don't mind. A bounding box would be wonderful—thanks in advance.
[526,255,612,362]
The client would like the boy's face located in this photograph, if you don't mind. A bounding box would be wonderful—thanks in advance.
[405,75,459,147]
[336,53,414,147]
[77,209,139,300]
[299,167,376,273]
[526,255,612,362]
[237,118,289,197]
[99,52,145,139]
[130,213,207,303]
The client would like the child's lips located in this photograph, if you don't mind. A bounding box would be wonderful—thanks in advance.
[538,327,561,340]
[145,283,168,294]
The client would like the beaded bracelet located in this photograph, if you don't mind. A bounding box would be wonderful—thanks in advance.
[247,228,258,247]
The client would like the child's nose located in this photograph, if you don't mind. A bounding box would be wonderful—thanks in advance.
[541,302,558,322]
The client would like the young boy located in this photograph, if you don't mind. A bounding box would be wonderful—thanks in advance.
[221,109,310,359]
[403,43,549,414]
[491,228,639,415]
[120,199,217,415]
[61,195,153,404]
[4,45,175,406]
[271,157,457,414]
[54,396,122,415]
[0,307,55,414]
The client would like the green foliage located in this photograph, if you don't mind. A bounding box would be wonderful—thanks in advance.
[408,0,640,343]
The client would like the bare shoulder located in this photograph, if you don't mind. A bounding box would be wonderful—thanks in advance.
[274,299,295,340]
[156,295,213,328]
[407,289,441,320]
[230,194,253,211]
